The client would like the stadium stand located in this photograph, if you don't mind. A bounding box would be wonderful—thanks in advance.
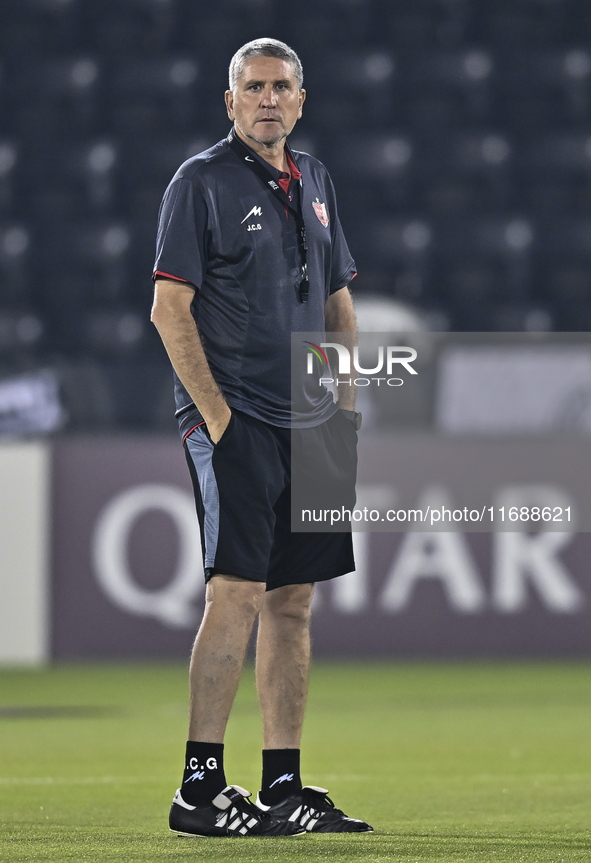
[0,0,590,430]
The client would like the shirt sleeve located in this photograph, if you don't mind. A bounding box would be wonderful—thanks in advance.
[153,177,208,290]
[329,215,357,294]
[325,174,357,294]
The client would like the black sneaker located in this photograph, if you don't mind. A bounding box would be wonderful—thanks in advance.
[256,785,374,833]
[169,784,306,837]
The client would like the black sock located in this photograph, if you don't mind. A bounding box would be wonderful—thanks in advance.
[180,741,226,806]
[259,749,302,806]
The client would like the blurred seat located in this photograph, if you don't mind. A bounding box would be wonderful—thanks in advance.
[115,56,199,98]
[447,264,499,304]
[421,177,476,216]
[441,263,504,330]
[85,307,147,356]
[46,220,133,303]
[0,223,33,304]
[441,216,536,259]
[4,0,82,57]
[408,47,495,89]
[334,134,414,179]
[85,0,177,54]
[432,132,515,210]
[36,139,122,216]
[109,56,200,133]
[490,304,553,333]
[0,141,18,213]
[542,218,591,259]
[452,131,512,173]
[0,309,44,354]
[120,136,213,197]
[525,132,591,176]
[543,264,591,305]
[483,4,559,49]
[439,216,537,303]
[15,56,104,134]
[405,49,496,124]
[555,300,591,332]
[523,133,591,215]
[497,51,591,132]
[323,49,396,90]
[374,218,434,262]
[385,4,448,50]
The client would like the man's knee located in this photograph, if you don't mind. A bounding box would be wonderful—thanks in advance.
[263,583,315,626]
[207,574,266,618]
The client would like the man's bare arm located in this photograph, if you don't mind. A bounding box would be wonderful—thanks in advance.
[151,278,231,443]
[324,285,357,411]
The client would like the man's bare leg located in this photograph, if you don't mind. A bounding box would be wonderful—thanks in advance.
[255,583,315,749]
[172,575,310,836]
[188,575,266,742]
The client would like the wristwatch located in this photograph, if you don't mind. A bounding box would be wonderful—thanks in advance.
[339,409,362,430]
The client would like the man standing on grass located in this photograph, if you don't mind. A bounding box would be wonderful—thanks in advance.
[151,37,372,838]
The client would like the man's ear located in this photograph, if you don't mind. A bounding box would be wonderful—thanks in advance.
[225,90,234,120]
[298,89,306,118]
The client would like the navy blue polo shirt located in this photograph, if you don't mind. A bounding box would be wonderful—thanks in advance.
[153,130,356,438]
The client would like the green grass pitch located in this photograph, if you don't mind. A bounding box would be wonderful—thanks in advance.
[1,661,590,862]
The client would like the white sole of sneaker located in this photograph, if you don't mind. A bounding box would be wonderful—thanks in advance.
[170,828,307,839]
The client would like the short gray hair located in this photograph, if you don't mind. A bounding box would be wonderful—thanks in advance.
[228,38,304,91]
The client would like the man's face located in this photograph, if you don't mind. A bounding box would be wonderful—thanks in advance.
[225,56,305,148]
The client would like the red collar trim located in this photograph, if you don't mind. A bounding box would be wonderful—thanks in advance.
[286,151,302,180]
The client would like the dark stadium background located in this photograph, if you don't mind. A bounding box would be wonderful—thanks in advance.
[2,9,591,852]
[2,0,591,433]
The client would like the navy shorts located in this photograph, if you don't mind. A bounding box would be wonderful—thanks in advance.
[184,408,356,590]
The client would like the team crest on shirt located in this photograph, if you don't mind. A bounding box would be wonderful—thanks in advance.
[312,198,329,227]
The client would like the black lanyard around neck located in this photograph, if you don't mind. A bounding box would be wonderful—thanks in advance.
[227,128,309,303]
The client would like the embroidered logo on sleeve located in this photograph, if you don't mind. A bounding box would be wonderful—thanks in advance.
[312,198,329,227]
